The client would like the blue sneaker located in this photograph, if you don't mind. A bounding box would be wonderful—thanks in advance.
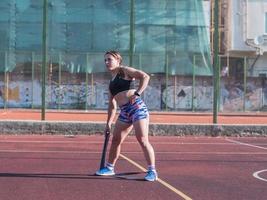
[144,170,158,181]
[95,167,115,176]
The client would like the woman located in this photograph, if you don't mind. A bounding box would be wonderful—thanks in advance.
[95,50,158,181]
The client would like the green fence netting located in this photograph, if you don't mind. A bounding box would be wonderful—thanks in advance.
[0,0,211,75]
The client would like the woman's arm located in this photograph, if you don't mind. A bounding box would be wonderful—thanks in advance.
[123,66,150,95]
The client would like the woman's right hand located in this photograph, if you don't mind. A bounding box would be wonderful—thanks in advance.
[105,124,111,136]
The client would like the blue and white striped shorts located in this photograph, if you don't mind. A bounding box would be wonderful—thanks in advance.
[118,97,149,124]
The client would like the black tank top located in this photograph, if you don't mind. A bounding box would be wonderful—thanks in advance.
[109,68,135,96]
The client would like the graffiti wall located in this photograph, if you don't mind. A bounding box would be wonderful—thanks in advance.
[161,85,213,110]
[220,78,264,111]
[0,80,41,108]
[0,76,266,111]
[47,81,109,109]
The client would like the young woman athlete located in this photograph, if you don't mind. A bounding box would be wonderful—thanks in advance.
[95,50,158,181]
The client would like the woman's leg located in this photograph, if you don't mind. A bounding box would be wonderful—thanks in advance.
[107,120,133,165]
[134,117,157,181]
[133,117,155,167]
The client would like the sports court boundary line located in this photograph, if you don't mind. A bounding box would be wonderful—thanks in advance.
[253,169,267,182]
[3,140,263,145]
[0,150,101,154]
[0,139,235,145]
[0,149,267,155]
[225,138,267,150]
[226,139,267,184]
[120,154,192,200]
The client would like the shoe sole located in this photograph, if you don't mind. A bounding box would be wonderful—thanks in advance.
[95,172,115,176]
[144,177,158,181]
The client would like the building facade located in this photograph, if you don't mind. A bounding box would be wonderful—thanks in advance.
[217,0,267,111]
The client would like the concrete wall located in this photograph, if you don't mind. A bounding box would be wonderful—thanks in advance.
[230,0,249,51]
[230,0,267,49]
[229,0,267,76]
[0,120,267,137]
[247,0,267,39]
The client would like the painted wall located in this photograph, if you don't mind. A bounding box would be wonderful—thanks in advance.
[0,76,266,111]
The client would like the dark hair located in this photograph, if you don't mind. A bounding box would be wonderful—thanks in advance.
[105,50,122,64]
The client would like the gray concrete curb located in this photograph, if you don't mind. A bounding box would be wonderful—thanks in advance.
[0,120,267,137]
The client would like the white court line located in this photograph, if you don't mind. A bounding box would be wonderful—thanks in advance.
[120,154,192,200]
[0,149,266,155]
[226,138,267,183]
[225,138,267,150]
[1,140,264,145]
[0,141,108,144]
[0,150,100,154]
[253,169,267,182]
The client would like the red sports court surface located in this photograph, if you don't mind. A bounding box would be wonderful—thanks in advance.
[0,135,266,200]
[1,109,267,124]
